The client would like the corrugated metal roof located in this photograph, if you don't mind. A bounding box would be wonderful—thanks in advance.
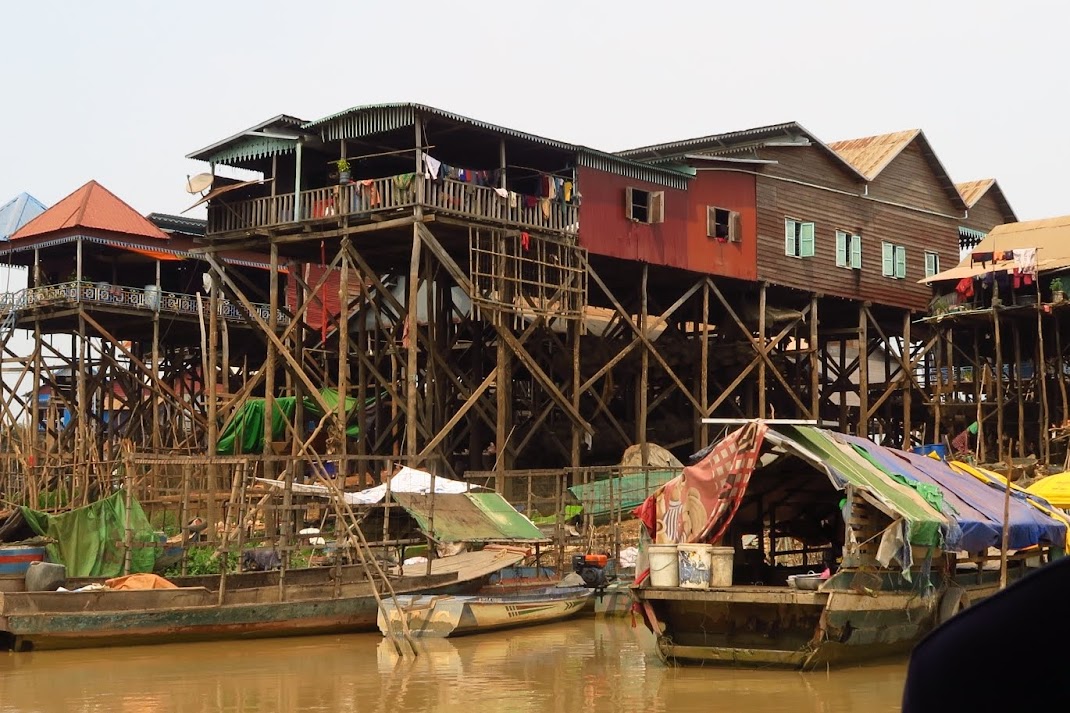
[614,121,869,182]
[392,491,547,542]
[186,114,307,163]
[830,129,967,211]
[922,213,1070,283]
[956,179,996,208]
[568,470,679,520]
[12,181,168,241]
[148,213,206,237]
[828,129,921,181]
[0,193,46,241]
[957,178,1017,222]
[303,102,692,189]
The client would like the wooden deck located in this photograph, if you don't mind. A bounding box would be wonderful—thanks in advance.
[207,174,579,237]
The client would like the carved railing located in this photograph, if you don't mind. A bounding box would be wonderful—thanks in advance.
[0,282,288,327]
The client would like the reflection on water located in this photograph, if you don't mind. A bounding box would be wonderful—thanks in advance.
[0,618,905,713]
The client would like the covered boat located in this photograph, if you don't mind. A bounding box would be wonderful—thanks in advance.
[631,422,1067,669]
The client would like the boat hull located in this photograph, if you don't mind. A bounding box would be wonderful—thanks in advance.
[378,587,594,638]
[636,584,939,670]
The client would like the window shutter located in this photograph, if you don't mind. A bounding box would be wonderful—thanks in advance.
[730,211,742,242]
[649,191,665,224]
[882,242,894,276]
[707,207,716,237]
[625,188,634,220]
[799,222,816,257]
[925,251,938,277]
[835,231,847,267]
[850,234,862,269]
[895,245,907,279]
[785,219,796,256]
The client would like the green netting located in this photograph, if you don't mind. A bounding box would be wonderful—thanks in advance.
[217,388,363,454]
[19,491,157,577]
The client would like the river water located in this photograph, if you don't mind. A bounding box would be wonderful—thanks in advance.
[0,618,906,713]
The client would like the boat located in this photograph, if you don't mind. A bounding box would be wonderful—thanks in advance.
[377,585,595,638]
[0,547,527,651]
[631,422,1069,670]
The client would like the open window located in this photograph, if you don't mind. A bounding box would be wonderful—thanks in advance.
[836,230,862,269]
[708,207,741,242]
[785,218,815,258]
[625,188,664,224]
[882,242,907,279]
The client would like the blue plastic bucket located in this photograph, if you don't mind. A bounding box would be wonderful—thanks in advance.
[912,444,948,460]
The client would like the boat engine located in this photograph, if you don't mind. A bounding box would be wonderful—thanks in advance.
[572,553,609,591]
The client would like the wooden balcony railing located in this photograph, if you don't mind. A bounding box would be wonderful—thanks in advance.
[207,175,579,236]
[0,282,289,327]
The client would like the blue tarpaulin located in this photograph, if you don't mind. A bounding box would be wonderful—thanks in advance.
[843,434,1066,552]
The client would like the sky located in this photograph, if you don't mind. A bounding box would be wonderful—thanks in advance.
[2,1,1067,225]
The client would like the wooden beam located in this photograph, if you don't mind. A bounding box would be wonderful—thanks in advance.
[416,222,592,434]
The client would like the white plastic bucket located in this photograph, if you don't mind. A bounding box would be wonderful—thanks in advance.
[677,543,714,589]
[648,544,680,587]
[710,546,735,587]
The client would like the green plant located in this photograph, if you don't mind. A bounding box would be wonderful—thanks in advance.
[335,158,351,173]
[163,546,237,577]
[1051,277,1064,293]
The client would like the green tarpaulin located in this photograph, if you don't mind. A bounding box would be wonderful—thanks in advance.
[775,426,947,547]
[217,388,362,454]
[392,491,547,542]
[19,491,157,577]
[568,470,679,520]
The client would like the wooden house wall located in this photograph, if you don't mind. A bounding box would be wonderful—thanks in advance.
[576,167,690,269]
[753,162,960,311]
[962,191,1012,234]
[863,141,963,218]
[684,170,757,280]
[757,145,863,193]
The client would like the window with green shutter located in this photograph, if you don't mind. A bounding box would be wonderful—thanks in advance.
[837,230,861,269]
[925,251,940,277]
[894,245,907,279]
[882,242,895,277]
[785,218,815,258]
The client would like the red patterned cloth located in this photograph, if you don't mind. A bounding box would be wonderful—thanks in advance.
[635,421,768,545]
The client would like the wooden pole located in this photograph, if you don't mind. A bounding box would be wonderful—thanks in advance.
[757,282,766,417]
[809,295,819,423]
[152,260,161,451]
[571,318,582,468]
[999,451,1012,590]
[208,279,220,537]
[993,308,1005,462]
[858,303,868,437]
[1013,321,1025,458]
[1038,295,1051,465]
[902,311,912,449]
[974,330,985,463]
[638,264,649,466]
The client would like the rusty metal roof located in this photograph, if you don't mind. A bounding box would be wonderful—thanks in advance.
[957,179,1018,222]
[615,121,869,182]
[956,179,995,208]
[828,129,921,181]
[830,129,967,211]
[12,181,168,241]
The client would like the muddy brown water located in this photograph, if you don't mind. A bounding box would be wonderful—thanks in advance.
[0,618,906,712]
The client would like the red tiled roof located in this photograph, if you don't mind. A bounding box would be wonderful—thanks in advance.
[11,180,168,241]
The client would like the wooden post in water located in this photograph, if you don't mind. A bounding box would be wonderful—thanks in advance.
[999,451,1012,590]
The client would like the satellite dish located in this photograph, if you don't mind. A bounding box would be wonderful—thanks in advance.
[186,173,214,195]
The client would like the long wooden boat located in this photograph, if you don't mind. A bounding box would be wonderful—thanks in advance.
[0,548,526,652]
[377,585,594,638]
[632,423,1069,670]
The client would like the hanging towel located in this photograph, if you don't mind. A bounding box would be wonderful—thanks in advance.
[955,277,975,298]
[423,155,442,181]
[971,251,994,265]
[563,181,573,202]
[1012,248,1037,277]
[494,187,508,198]
[540,198,551,219]
[359,179,380,207]
[508,191,518,208]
